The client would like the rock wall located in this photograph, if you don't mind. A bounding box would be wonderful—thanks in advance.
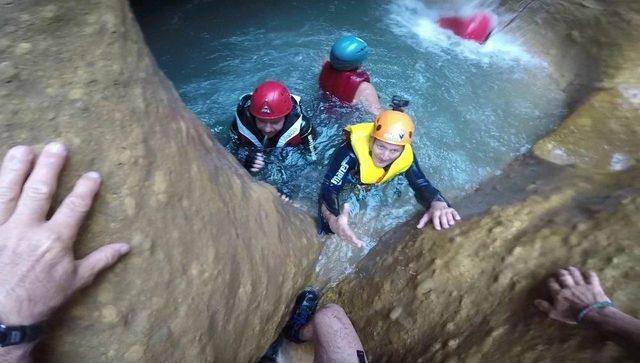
[2,0,639,361]
[0,1,320,362]
[324,1,640,362]
[325,168,640,362]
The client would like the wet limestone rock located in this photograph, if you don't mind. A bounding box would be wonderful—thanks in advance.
[0,1,319,362]
[502,0,640,100]
[528,0,640,171]
[493,0,640,174]
[324,1,640,361]
[533,87,640,171]
[325,169,640,362]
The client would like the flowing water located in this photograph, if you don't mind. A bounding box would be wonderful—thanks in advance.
[133,0,566,283]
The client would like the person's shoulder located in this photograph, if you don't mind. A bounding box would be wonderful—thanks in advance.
[236,93,252,109]
[357,80,376,92]
[333,141,356,159]
[355,68,371,81]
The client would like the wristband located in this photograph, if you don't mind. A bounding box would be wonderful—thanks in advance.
[576,301,615,323]
[0,323,42,347]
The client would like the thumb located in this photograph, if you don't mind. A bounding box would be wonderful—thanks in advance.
[417,212,431,229]
[534,299,552,314]
[75,243,130,289]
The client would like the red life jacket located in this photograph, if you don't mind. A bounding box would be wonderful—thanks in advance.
[318,61,370,104]
[437,12,494,44]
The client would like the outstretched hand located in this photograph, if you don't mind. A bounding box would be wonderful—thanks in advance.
[417,201,461,230]
[535,267,611,324]
[322,204,364,248]
[0,143,130,327]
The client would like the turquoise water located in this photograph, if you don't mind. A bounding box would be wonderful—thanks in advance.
[133,0,565,280]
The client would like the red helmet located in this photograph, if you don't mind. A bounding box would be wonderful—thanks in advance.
[249,81,293,120]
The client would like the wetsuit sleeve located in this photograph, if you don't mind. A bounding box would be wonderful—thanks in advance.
[228,118,259,173]
[319,143,358,217]
[299,111,317,160]
[405,158,449,209]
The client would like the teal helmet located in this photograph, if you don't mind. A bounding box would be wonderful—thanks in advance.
[329,35,368,71]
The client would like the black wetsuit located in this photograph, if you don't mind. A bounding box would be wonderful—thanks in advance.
[228,94,316,198]
[230,94,315,152]
[318,142,448,233]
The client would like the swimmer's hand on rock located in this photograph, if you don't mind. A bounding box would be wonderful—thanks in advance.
[535,267,611,325]
[417,201,461,230]
[276,187,292,203]
[0,144,130,332]
[322,203,364,248]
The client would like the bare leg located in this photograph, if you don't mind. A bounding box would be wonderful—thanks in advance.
[300,304,366,363]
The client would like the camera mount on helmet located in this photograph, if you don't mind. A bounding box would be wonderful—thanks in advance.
[390,95,410,112]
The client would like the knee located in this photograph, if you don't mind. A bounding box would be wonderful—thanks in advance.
[314,303,349,324]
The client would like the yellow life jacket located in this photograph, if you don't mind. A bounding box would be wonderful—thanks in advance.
[345,122,414,185]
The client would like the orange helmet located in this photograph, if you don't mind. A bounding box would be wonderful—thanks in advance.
[372,110,415,145]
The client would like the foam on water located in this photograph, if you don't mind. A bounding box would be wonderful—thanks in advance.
[387,0,542,65]
[133,0,566,284]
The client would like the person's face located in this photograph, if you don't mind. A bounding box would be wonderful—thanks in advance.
[371,139,404,168]
[255,116,285,138]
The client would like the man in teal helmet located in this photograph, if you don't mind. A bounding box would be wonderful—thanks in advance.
[319,35,384,115]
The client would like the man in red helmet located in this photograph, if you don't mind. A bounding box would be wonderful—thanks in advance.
[230,81,316,178]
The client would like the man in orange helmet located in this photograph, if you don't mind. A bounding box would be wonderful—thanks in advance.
[318,110,460,247]
[230,81,316,176]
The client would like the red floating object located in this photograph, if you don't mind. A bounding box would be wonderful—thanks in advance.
[437,12,495,44]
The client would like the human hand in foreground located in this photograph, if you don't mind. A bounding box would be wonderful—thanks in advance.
[321,203,364,248]
[535,267,611,324]
[0,143,130,328]
[417,201,461,230]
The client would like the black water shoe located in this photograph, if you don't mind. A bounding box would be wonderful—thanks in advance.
[282,288,319,343]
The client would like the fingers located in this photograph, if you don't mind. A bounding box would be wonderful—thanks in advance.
[432,210,442,230]
[346,232,364,248]
[439,212,450,229]
[452,209,461,221]
[49,172,101,241]
[13,143,67,222]
[557,269,575,288]
[343,226,364,248]
[534,299,552,314]
[0,146,35,224]
[585,271,601,288]
[446,211,455,227]
[250,161,265,172]
[567,266,585,285]
[547,277,562,295]
[75,243,130,289]
[416,212,431,229]
[336,204,362,248]
[250,153,265,173]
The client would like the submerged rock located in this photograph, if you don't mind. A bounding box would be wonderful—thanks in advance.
[0,1,319,362]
